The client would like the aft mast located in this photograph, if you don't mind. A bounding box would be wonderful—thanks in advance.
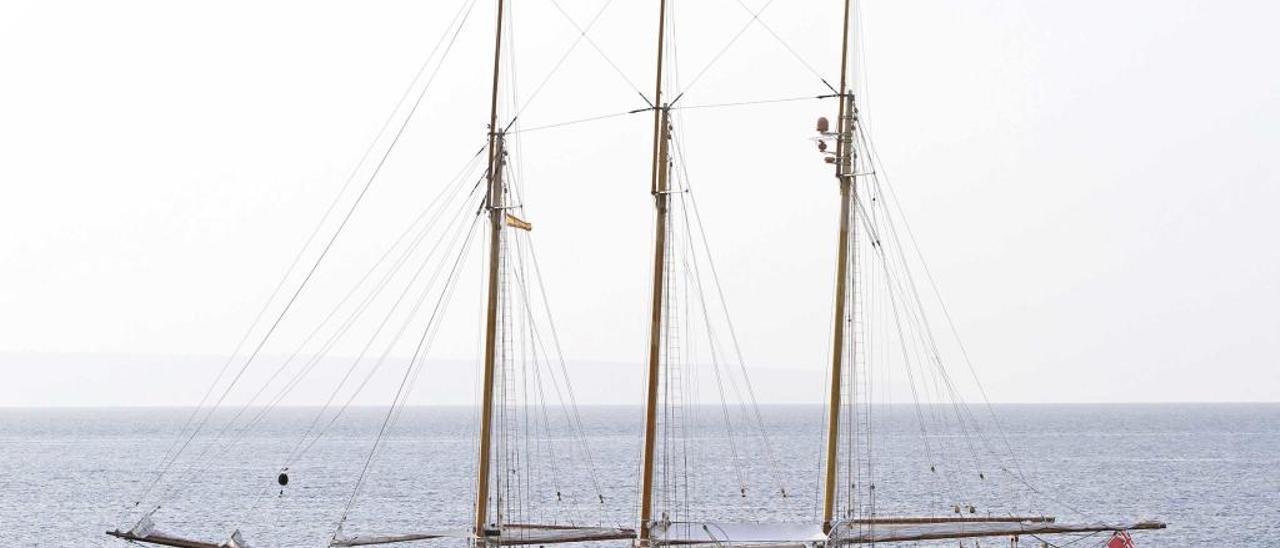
[822,0,855,534]
[639,0,670,544]
[476,0,508,539]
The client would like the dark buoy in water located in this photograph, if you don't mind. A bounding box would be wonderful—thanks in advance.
[278,472,289,487]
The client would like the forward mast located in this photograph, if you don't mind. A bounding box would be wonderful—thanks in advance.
[476,0,508,538]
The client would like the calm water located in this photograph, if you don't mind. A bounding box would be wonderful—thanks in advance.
[0,404,1276,547]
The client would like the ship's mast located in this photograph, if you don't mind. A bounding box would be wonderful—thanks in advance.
[476,0,508,539]
[822,0,856,533]
[639,0,670,543]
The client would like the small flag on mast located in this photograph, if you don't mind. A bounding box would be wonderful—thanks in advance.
[505,214,532,231]
[1106,531,1135,548]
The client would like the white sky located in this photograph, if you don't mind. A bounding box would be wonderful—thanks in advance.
[1,0,1277,406]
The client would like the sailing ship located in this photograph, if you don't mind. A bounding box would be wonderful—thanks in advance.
[106,1,1166,547]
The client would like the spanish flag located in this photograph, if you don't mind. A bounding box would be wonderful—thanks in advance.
[505,214,532,231]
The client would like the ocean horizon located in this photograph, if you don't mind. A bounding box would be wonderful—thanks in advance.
[1,403,1276,547]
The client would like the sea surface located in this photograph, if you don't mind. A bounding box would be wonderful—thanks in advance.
[0,404,1276,547]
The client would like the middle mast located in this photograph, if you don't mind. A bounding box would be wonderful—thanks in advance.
[638,0,671,544]
[476,0,508,540]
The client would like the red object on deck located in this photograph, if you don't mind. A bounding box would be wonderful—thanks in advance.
[1107,531,1135,548]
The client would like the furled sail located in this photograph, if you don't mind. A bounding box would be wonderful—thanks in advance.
[330,529,471,547]
[105,529,222,548]
[651,522,827,546]
[644,519,1165,547]
[830,519,1167,544]
[105,524,258,548]
[331,524,635,547]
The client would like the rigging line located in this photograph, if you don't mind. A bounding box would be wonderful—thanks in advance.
[183,162,481,542]
[680,191,701,522]
[671,0,780,104]
[509,236,598,526]
[519,231,534,527]
[811,169,845,520]
[544,0,647,101]
[257,149,486,413]
[859,189,976,508]
[853,133,980,438]
[499,234,513,526]
[724,0,836,94]
[271,158,486,463]
[839,227,856,519]
[523,319,567,519]
[682,188,791,499]
[511,0,634,123]
[844,292,855,520]
[677,254,692,523]
[670,129,792,502]
[667,201,741,491]
[382,201,477,449]
[289,186,489,465]
[273,213,480,472]
[861,225,878,519]
[123,0,482,514]
[857,125,1042,486]
[864,215,945,472]
[857,143,1021,510]
[128,0,476,478]
[334,208,484,534]
[507,110,640,135]
[192,194,469,512]
[1048,530,1108,547]
[188,154,486,475]
[245,244,483,537]
[127,251,295,514]
[350,241,476,530]
[665,183,758,507]
[669,94,824,112]
[167,180,486,521]
[520,229,612,504]
[508,238,608,506]
[133,0,482,510]
[667,153,681,520]
[844,40,983,486]
[680,223,749,497]
[860,124,988,422]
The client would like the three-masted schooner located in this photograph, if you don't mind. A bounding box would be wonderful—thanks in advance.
[106,1,1166,547]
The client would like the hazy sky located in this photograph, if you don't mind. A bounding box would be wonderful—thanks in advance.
[1,0,1276,406]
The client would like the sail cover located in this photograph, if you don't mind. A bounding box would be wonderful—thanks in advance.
[106,529,222,548]
[330,529,471,547]
[331,525,635,547]
[652,522,827,545]
[646,519,1165,546]
[830,519,1166,544]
